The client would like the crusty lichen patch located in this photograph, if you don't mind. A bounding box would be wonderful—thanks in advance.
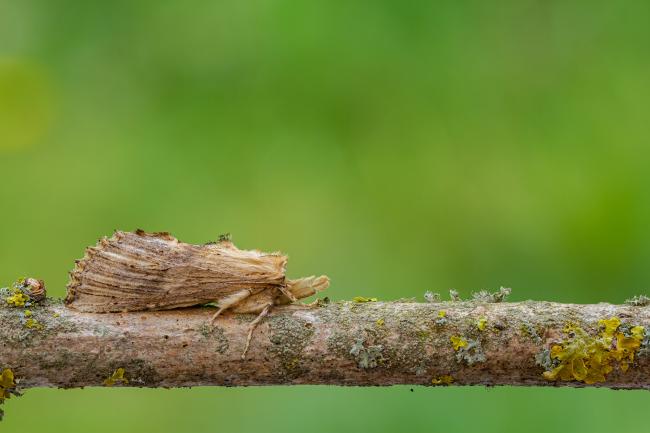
[0,368,19,420]
[268,314,315,378]
[520,322,542,343]
[198,323,229,354]
[103,367,128,386]
[431,374,454,385]
[540,317,645,384]
[352,296,378,303]
[2,278,45,308]
[435,310,448,326]
[450,335,467,350]
[455,338,486,365]
[350,337,384,369]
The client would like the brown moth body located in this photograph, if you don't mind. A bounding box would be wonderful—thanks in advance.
[65,230,329,315]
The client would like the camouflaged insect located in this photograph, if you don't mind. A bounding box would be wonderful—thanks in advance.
[65,230,329,356]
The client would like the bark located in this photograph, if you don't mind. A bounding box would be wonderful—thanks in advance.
[2,298,650,390]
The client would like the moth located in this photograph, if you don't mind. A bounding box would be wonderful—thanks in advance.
[65,229,329,356]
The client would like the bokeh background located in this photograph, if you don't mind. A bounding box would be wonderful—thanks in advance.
[2,0,650,432]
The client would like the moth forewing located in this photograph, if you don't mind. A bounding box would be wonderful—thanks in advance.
[65,230,288,313]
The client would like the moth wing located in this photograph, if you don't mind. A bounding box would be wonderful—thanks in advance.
[65,230,287,312]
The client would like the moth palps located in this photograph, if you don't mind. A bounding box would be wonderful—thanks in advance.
[66,230,329,356]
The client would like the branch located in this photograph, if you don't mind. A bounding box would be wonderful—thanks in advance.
[1,298,650,390]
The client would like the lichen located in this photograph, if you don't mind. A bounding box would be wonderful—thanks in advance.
[100,359,159,387]
[0,368,19,420]
[24,318,43,330]
[217,233,232,243]
[5,290,29,308]
[626,295,650,306]
[198,323,229,353]
[535,348,553,370]
[3,278,45,308]
[455,338,486,365]
[431,375,454,385]
[103,367,128,386]
[520,322,542,343]
[449,289,461,302]
[352,296,378,303]
[268,314,315,378]
[375,318,385,327]
[639,334,650,357]
[450,335,467,351]
[541,317,646,384]
[22,309,43,330]
[476,317,487,331]
[471,287,511,303]
[424,291,441,303]
[350,338,384,369]
[435,310,448,326]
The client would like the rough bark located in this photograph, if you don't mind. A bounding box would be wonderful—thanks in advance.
[1,298,650,390]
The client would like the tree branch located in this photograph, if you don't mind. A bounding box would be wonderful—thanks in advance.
[1,298,650,390]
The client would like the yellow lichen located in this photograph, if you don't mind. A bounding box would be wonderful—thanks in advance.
[431,375,454,385]
[598,317,620,344]
[477,317,487,331]
[353,297,378,303]
[24,318,43,330]
[375,318,385,327]
[438,310,446,318]
[103,368,129,387]
[0,369,16,402]
[5,289,29,307]
[542,317,645,384]
[450,336,468,351]
[631,325,644,339]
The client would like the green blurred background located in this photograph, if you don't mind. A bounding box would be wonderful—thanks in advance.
[2,0,650,431]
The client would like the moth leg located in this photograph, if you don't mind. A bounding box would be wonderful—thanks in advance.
[277,285,298,303]
[210,289,253,325]
[241,303,273,359]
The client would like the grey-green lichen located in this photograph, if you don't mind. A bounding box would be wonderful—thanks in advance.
[535,348,553,370]
[626,295,650,307]
[425,287,513,303]
[0,279,69,346]
[349,337,384,369]
[424,291,441,303]
[520,322,542,344]
[434,310,448,326]
[0,303,55,344]
[454,337,486,365]
[198,323,229,354]
[268,314,315,378]
[471,287,511,303]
